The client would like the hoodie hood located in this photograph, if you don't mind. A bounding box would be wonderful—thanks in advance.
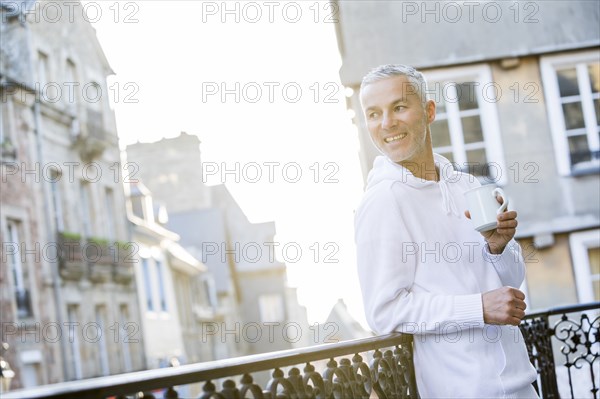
[366,153,461,217]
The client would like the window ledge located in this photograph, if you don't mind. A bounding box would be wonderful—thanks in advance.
[571,160,600,177]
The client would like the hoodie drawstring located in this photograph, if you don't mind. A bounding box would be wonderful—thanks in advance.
[439,179,460,217]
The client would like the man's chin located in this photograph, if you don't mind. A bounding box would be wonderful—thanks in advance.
[384,152,409,164]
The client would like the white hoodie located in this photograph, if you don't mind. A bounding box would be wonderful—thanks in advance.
[354,154,537,398]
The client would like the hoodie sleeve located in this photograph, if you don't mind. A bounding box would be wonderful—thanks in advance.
[482,239,526,288]
[355,184,484,335]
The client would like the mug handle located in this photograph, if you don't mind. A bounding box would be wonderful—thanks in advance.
[492,188,508,214]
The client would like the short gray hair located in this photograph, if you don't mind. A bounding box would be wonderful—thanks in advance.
[360,64,429,105]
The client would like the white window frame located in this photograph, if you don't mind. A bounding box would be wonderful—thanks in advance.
[570,229,600,303]
[540,50,600,176]
[6,220,25,293]
[37,50,50,87]
[79,180,93,237]
[67,304,83,380]
[424,64,507,184]
[50,170,65,232]
[6,219,31,319]
[95,305,110,376]
[1,93,16,148]
[104,187,116,240]
[65,58,79,112]
[19,352,43,388]
[3,207,35,319]
[203,276,218,309]
[119,304,133,372]
[155,259,168,312]
[141,257,154,312]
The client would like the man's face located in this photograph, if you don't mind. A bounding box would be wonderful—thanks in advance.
[360,75,435,165]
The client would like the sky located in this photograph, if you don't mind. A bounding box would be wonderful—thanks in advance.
[86,1,369,326]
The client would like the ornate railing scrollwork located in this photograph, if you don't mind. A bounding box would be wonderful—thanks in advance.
[197,336,416,399]
[520,302,600,399]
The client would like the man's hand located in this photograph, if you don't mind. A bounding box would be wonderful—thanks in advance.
[482,286,526,326]
[465,195,518,254]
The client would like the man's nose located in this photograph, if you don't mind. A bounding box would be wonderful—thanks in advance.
[381,112,397,130]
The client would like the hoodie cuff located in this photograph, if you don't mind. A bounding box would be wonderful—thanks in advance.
[483,240,520,267]
[453,293,484,326]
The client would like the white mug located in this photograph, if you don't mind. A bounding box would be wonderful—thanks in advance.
[464,185,508,232]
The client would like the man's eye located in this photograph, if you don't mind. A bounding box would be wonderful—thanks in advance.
[394,105,406,112]
[368,112,379,119]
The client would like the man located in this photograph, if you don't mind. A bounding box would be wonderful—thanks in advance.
[354,64,538,398]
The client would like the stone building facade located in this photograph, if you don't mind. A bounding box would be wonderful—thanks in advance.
[1,0,145,389]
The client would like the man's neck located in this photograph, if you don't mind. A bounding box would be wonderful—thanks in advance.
[399,158,439,181]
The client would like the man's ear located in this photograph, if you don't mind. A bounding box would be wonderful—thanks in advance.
[426,100,436,124]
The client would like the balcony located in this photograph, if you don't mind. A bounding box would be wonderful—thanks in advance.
[72,109,108,162]
[56,233,136,284]
[112,242,136,284]
[2,302,598,399]
[86,238,115,283]
[56,232,85,281]
[86,239,137,284]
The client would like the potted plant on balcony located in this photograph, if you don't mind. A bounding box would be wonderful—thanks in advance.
[86,236,113,263]
[86,236,113,283]
[57,231,84,280]
[0,137,17,163]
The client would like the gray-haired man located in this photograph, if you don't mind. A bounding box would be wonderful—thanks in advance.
[355,64,538,398]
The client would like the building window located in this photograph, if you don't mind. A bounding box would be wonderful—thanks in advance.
[37,51,50,87]
[6,219,32,319]
[203,277,218,309]
[119,304,133,372]
[104,187,116,240]
[20,361,42,388]
[95,305,110,376]
[426,64,507,183]
[66,59,78,109]
[541,50,600,175]
[19,349,44,388]
[142,257,154,312]
[155,260,168,312]
[258,294,285,323]
[67,304,83,380]
[570,229,600,303]
[79,180,94,237]
[50,170,64,232]
[0,94,17,161]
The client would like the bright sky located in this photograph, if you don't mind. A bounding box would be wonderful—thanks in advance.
[87,1,369,326]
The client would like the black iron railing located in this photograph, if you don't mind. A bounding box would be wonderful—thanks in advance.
[3,302,598,399]
[1,333,417,399]
[520,301,599,399]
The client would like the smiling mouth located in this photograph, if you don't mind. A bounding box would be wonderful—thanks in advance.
[384,133,407,143]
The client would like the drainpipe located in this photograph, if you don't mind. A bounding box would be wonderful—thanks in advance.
[21,7,70,381]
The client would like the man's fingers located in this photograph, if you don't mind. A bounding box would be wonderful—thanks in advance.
[497,220,518,229]
[510,308,526,320]
[498,211,518,221]
[511,288,526,300]
[515,300,527,311]
[509,316,522,326]
[496,218,517,234]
